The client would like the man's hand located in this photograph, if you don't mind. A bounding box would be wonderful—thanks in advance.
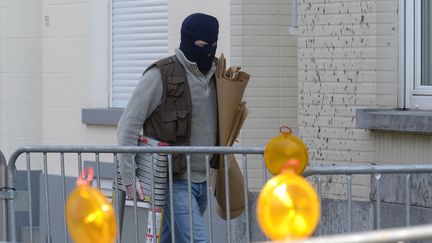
[125,179,145,201]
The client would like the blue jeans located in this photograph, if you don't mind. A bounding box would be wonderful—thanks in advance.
[161,179,209,243]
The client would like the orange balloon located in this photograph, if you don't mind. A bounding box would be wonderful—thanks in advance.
[264,127,308,175]
[257,172,320,241]
[66,185,117,243]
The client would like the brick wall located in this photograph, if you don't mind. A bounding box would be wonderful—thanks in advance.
[297,0,398,199]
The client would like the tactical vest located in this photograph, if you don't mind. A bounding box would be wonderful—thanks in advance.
[142,55,218,178]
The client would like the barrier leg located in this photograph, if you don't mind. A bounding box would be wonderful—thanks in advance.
[113,190,126,241]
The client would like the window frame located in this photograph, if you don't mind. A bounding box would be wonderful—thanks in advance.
[401,0,432,109]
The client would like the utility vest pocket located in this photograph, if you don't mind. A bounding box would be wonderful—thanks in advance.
[162,110,189,143]
[167,76,186,97]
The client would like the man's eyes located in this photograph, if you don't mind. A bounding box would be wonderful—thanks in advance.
[194,40,217,47]
[194,40,208,47]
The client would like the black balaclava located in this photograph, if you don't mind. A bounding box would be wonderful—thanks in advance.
[179,13,219,73]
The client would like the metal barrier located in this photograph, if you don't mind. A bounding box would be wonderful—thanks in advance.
[6,145,263,243]
[0,150,8,241]
[304,164,432,234]
[4,145,432,243]
[288,223,432,243]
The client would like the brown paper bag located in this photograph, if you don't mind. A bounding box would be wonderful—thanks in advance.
[211,154,246,220]
[212,54,250,220]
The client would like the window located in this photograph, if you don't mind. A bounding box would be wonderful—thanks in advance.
[110,0,168,108]
[402,0,432,109]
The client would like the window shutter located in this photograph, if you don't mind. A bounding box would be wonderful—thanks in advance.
[111,0,168,108]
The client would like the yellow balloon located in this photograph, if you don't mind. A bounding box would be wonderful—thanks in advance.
[66,185,117,243]
[257,172,320,241]
[264,127,308,175]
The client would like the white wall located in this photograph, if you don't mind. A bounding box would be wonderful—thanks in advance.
[376,0,398,107]
[42,0,115,147]
[0,0,43,159]
[231,0,298,190]
[375,132,432,163]
[37,0,115,174]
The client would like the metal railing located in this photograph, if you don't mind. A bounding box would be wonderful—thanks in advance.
[6,145,264,243]
[3,145,432,243]
[277,222,432,243]
[0,150,8,241]
[304,164,432,233]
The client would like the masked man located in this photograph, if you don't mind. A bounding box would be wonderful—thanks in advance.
[118,13,220,243]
